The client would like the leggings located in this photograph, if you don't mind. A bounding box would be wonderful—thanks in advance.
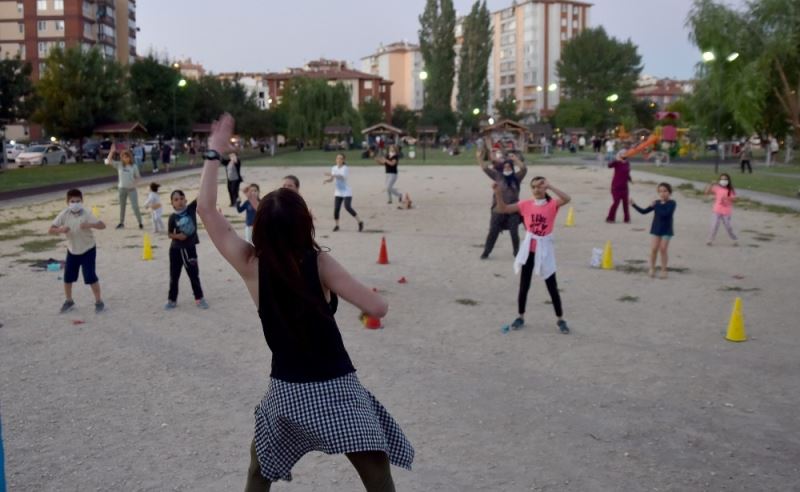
[118,187,143,226]
[483,212,521,257]
[708,213,737,242]
[385,173,402,202]
[334,196,357,221]
[168,246,204,302]
[228,180,242,206]
[518,254,563,317]
[740,160,752,173]
[245,439,395,492]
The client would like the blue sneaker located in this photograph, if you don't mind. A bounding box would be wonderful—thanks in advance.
[510,317,525,330]
[165,301,177,310]
[196,298,209,309]
[557,319,570,334]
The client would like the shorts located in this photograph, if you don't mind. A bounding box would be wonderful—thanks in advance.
[650,234,673,240]
[64,246,98,284]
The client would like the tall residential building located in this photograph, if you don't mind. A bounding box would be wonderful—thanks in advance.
[0,0,138,81]
[633,76,694,109]
[265,59,393,119]
[487,0,591,117]
[360,41,424,111]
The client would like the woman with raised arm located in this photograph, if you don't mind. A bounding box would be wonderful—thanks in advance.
[196,115,413,491]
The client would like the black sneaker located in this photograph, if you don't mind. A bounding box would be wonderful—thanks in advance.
[59,299,75,314]
[333,225,340,232]
[95,301,105,313]
[115,223,124,229]
[358,221,364,232]
[480,254,489,260]
[138,223,143,229]
[557,319,570,334]
[510,317,524,330]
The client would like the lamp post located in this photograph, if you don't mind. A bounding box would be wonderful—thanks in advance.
[703,50,738,174]
[419,70,428,162]
[172,77,187,145]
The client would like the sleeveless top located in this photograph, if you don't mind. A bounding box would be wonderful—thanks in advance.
[257,250,355,383]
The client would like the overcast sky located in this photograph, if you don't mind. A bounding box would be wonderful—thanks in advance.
[137,0,746,79]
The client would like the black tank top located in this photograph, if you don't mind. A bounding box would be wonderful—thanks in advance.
[257,250,355,383]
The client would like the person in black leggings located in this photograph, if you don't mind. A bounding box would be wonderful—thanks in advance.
[324,153,364,232]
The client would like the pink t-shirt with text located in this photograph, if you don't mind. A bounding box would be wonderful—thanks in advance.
[518,198,560,252]
[711,184,735,215]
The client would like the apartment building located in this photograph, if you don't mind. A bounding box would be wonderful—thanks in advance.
[1,0,137,140]
[360,41,423,111]
[218,71,270,110]
[633,77,694,109]
[175,57,206,80]
[487,0,591,117]
[265,59,393,119]
[1,0,137,79]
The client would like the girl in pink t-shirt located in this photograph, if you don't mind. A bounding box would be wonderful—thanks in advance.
[704,173,738,246]
[493,176,572,334]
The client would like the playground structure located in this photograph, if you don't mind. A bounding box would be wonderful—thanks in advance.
[621,112,681,166]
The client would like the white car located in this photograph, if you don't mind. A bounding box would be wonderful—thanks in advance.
[5,143,27,161]
[15,144,68,166]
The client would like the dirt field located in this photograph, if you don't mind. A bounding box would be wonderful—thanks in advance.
[1,163,799,491]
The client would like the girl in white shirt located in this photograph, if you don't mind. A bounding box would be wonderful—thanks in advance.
[323,154,364,232]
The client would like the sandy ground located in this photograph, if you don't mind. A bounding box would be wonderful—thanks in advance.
[1,163,799,491]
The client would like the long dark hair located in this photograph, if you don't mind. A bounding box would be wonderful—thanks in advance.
[252,188,331,341]
[719,173,735,196]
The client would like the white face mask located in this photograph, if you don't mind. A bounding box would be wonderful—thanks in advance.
[534,198,547,206]
[503,170,513,176]
[68,202,83,213]
[719,179,729,187]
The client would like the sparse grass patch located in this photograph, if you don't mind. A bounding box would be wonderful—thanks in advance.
[615,264,648,274]
[19,238,62,253]
[618,295,639,302]
[718,286,761,292]
[624,259,647,264]
[0,229,35,241]
[455,298,478,306]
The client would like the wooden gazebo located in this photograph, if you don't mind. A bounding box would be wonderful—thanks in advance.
[323,125,352,150]
[93,122,148,141]
[362,123,404,147]
[480,119,530,151]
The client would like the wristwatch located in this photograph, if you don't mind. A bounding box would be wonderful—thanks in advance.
[203,149,222,161]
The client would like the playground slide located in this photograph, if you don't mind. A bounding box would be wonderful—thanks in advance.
[624,134,659,159]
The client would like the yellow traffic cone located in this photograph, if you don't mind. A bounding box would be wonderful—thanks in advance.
[91,205,100,218]
[565,206,575,227]
[142,233,153,261]
[601,240,614,270]
[725,297,747,342]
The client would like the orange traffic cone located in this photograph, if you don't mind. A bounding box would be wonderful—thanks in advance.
[377,237,389,264]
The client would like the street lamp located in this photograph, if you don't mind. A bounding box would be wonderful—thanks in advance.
[172,77,187,162]
[548,83,558,92]
[472,107,480,115]
[488,117,495,125]
[703,50,739,173]
[419,70,428,162]
[606,94,619,102]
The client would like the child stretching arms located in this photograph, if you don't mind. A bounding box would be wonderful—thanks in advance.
[632,183,677,279]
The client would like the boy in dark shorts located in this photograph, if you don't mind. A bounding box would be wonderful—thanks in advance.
[49,189,107,313]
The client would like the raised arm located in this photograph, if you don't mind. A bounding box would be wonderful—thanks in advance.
[195,113,256,279]
[104,143,116,166]
[318,252,388,318]
[492,183,520,214]
[546,181,571,207]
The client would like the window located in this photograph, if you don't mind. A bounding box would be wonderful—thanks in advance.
[55,20,65,31]
[17,2,23,13]
[39,62,47,75]
[364,80,373,90]
[54,0,63,9]
[561,18,567,26]
[37,0,47,12]
[83,23,93,38]
[18,23,24,34]
[38,20,47,31]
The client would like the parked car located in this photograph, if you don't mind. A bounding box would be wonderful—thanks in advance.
[82,140,113,161]
[4,142,27,162]
[15,144,68,166]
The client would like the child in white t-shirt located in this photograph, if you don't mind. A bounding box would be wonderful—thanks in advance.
[143,182,165,233]
[48,188,107,314]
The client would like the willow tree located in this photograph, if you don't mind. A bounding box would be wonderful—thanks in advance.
[687,0,800,143]
[280,78,361,146]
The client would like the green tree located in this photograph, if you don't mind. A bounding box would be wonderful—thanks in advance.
[687,0,800,142]
[556,27,642,130]
[552,98,604,132]
[494,96,521,121]
[419,0,457,134]
[128,55,184,137]
[0,57,35,128]
[33,47,126,158]
[280,78,361,147]
[457,0,492,132]
[390,105,418,134]
[359,98,385,127]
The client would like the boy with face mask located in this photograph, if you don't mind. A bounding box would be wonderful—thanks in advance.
[49,189,107,314]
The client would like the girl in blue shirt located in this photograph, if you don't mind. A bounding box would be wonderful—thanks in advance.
[632,182,676,279]
[236,183,260,243]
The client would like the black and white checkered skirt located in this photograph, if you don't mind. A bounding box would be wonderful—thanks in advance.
[253,372,414,482]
